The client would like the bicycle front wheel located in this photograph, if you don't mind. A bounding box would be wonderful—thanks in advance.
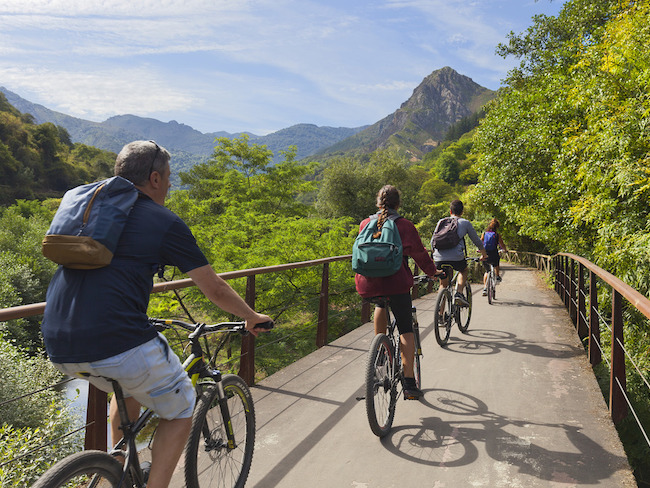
[412,309,422,389]
[185,374,255,488]
[434,289,453,346]
[365,333,396,437]
[31,450,124,488]
[456,282,473,333]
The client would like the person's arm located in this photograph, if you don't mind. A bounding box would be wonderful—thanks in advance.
[498,234,508,252]
[187,264,272,336]
[402,221,438,276]
[465,222,488,259]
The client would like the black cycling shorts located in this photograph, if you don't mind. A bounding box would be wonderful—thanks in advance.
[365,292,413,335]
[485,249,500,267]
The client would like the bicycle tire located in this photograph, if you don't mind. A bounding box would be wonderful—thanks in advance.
[434,289,453,346]
[412,312,422,389]
[456,282,472,333]
[32,450,124,488]
[487,274,494,305]
[492,272,497,300]
[365,333,396,437]
[185,374,255,488]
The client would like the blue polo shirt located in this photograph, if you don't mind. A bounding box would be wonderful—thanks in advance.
[41,194,209,363]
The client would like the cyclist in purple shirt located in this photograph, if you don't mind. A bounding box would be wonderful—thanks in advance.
[41,141,272,488]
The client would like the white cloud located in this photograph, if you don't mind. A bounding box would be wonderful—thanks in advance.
[0,65,198,122]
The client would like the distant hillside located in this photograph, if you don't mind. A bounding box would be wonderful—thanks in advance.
[0,87,365,167]
[315,67,495,161]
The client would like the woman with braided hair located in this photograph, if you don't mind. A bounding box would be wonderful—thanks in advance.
[355,185,440,400]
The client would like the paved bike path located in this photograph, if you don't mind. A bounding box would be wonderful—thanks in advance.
[180,264,636,487]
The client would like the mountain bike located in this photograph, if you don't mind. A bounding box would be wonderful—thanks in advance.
[33,318,273,488]
[433,259,480,346]
[364,275,431,438]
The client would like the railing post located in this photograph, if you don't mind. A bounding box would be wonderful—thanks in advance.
[589,272,601,366]
[84,384,108,451]
[569,259,577,325]
[239,275,256,386]
[577,263,588,340]
[361,300,371,324]
[412,264,420,300]
[610,290,627,423]
[564,256,571,309]
[316,263,329,348]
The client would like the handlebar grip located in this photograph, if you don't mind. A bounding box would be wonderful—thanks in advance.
[254,320,275,330]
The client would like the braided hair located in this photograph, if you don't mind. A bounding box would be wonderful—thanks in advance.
[373,185,401,238]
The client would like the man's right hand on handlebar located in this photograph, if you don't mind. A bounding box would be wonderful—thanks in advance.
[246,314,274,337]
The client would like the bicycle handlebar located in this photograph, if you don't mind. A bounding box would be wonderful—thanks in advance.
[149,318,274,336]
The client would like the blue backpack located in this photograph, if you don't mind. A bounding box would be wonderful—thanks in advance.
[483,231,498,251]
[352,214,403,277]
[42,176,139,269]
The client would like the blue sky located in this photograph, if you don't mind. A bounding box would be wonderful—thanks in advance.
[0,0,566,135]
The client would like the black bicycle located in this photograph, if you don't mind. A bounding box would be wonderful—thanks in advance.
[33,318,273,488]
[364,275,431,438]
[433,258,481,346]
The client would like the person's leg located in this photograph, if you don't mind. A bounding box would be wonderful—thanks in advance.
[109,395,142,447]
[457,268,468,293]
[374,305,387,335]
[400,332,415,377]
[147,417,193,488]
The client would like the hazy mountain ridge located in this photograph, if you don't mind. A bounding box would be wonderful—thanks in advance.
[0,88,366,165]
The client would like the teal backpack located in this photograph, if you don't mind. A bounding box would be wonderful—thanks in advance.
[352,214,403,277]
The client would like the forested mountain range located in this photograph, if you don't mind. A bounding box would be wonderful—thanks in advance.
[1,66,492,168]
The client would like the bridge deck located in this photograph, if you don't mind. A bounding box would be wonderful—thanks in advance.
[178,264,637,487]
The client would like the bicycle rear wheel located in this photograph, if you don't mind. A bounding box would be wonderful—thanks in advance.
[185,374,255,488]
[32,450,124,488]
[456,282,473,333]
[434,289,453,346]
[365,333,396,437]
[487,274,494,305]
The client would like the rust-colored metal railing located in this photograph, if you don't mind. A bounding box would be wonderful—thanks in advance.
[506,250,650,434]
[0,255,354,451]
[554,253,650,426]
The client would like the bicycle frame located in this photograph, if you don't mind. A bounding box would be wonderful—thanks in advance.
[383,304,403,393]
[109,321,243,486]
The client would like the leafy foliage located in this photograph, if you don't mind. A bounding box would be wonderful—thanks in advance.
[0,93,115,204]
[0,333,80,486]
[472,0,650,481]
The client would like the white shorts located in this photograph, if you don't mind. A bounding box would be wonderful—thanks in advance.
[54,333,195,420]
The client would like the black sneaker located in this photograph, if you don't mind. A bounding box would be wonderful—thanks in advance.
[496,276,502,282]
[403,378,422,400]
[454,292,470,307]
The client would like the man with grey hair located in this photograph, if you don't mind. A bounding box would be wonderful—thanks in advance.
[42,140,272,488]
